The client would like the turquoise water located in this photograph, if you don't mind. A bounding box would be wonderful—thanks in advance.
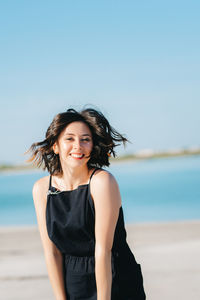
[0,155,200,226]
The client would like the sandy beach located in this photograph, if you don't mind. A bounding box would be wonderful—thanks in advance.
[0,221,200,300]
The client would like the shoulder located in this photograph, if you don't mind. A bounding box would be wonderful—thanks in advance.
[90,169,121,207]
[91,169,117,185]
[32,175,50,204]
[90,169,118,188]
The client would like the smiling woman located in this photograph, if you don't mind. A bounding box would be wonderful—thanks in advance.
[26,108,127,175]
[52,122,94,184]
[25,107,146,300]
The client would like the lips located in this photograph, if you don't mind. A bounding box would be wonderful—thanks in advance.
[70,153,85,159]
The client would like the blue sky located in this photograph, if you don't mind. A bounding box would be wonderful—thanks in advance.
[0,1,199,164]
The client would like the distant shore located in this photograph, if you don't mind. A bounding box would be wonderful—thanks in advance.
[112,147,200,162]
[0,220,200,300]
[1,147,200,173]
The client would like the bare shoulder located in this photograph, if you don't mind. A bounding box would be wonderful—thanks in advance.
[32,175,50,204]
[90,169,121,207]
[91,169,118,189]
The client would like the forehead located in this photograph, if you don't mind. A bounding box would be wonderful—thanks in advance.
[62,121,91,135]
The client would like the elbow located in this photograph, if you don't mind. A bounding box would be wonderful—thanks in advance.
[95,246,112,259]
[45,249,63,260]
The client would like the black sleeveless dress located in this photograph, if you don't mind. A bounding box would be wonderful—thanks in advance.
[46,168,146,300]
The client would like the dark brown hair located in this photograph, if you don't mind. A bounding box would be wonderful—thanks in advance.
[26,107,128,175]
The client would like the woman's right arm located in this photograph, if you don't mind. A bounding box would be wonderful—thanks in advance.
[32,178,67,300]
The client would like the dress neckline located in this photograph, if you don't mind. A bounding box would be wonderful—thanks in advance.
[51,183,89,193]
[48,168,100,195]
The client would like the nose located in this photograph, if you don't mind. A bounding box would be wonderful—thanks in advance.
[73,139,82,150]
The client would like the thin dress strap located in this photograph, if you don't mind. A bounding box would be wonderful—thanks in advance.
[88,167,102,215]
[89,167,101,184]
[49,175,52,190]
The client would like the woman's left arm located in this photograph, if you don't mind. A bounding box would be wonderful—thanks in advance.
[90,171,122,300]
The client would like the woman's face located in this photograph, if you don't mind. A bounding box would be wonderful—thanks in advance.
[53,121,93,169]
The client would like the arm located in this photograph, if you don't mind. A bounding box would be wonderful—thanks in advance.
[90,171,122,300]
[32,178,67,300]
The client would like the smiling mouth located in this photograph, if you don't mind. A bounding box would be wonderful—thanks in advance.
[70,153,85,159]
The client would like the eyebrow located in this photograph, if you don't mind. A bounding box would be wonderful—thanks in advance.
[64,133,91,137]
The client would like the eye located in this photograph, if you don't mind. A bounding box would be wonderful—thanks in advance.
[81,138,91,142]
[66,138,73,141]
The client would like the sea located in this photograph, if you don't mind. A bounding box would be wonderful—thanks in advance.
[0,155,200,226]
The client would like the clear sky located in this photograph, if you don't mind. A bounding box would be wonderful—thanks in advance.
[0,0,199,164]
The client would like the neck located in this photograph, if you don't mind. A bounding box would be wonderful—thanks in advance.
[58,165,90,190]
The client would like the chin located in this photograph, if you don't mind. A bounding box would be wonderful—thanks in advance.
[67,159,88,166]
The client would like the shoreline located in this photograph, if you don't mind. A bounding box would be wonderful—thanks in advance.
[0,220,200,300]
[1,151,200,175]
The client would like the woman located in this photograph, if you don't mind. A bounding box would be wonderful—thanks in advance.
[27,107,146,300]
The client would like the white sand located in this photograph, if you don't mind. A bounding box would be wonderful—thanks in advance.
[0,220,200,300]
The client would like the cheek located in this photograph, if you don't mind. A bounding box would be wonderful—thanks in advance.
[60,142,71,152]
[86,142,93,152]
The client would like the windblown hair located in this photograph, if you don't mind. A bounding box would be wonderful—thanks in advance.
[26,107,128,175]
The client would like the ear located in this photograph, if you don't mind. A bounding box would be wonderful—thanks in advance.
[53,142,59,154]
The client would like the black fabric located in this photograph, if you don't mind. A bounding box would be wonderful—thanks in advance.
[46,167,146,300]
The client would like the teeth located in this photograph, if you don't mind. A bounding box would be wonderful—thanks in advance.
[71,154,83,158]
